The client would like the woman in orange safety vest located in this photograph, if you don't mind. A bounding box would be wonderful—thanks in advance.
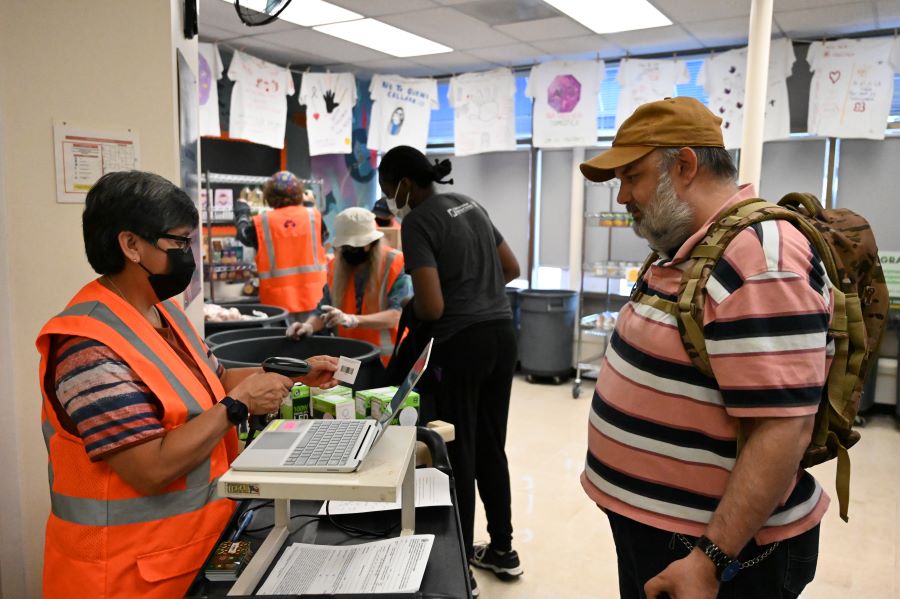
[286,207,412,367]
[234,170,328,319]
[37,171,338,599]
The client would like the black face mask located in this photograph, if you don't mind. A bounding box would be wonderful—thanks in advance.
[139,249,196,302]
[342,247,370,266]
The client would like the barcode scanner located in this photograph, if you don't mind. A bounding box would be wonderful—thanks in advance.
[261,356,311,377]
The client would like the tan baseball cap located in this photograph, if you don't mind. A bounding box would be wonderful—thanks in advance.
[580,97,725,182]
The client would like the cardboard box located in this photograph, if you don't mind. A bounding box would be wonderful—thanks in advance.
[280,383,311,420]
[312,393,356,420]
[358,386,420,425]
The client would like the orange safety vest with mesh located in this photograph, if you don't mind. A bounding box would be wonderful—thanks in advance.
[36,281,237,599]
[328,245,405,366]
[253,204,327,313]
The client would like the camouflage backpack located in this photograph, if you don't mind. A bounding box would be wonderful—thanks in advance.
[631,192,888,521]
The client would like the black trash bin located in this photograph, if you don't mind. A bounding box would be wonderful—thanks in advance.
[205,326,290,348]
[204,303,289,336]
[519,290,578,379]
[211,335,383,390]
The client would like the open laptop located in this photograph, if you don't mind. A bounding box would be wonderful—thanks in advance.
[230,339,433,473]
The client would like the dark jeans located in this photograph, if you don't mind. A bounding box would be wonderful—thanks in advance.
[420,319,517,559]
[606,511,819,599]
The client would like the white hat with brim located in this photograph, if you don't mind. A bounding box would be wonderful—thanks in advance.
[332,207,385,248]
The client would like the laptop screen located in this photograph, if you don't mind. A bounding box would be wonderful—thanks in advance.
[378,338,434,427]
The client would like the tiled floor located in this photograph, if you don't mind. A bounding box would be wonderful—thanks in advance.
[470,377,900,598]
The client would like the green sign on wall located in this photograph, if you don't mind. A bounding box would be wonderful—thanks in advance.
[880,251,900,305]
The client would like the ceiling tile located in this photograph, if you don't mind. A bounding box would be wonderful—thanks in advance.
[648,0,751,23]
[411,51,500,74]
[494,16,592,41]
[876,0,900,28]
[349,57,433,78]
[774,2,877,37]
[380,7,517,50]
[228,36,321,69]
[530,35,625,58]
[261,28,387,62]
[467,42,544,65]
[199,23,243,41]
[771,0,872,9]
[327,0,439,17]
[682,16,751,48]
[453,0,561,25]
[605,25,701,54]
[433,0,475,4]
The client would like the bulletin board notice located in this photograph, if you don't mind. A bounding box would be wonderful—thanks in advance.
[880,251,900,310]
[53,121,140,203]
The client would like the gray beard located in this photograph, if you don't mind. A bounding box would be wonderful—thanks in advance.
[632,169,695,255]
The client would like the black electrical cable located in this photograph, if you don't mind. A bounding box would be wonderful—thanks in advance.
[324,500,399,539]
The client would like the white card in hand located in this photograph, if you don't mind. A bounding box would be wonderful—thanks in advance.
[334,356,362,384]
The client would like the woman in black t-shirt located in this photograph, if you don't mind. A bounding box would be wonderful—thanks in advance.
[378,146,524,592]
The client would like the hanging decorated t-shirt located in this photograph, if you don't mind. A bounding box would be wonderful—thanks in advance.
[526,60,604,148]
[298,72,357,156]
[227,50,295,149]
[698,38,796,149]
[199,43,223,137]
[615,58,690,127]
[448,68,517,157]
[368,75,439,153]
[807,36,900,140]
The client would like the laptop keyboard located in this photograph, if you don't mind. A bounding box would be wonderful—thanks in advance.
[282,420,367,467]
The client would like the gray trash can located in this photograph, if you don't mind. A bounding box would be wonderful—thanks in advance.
[519,290,578,379]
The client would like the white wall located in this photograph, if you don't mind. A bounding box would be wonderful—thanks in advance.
[0,1,196,596]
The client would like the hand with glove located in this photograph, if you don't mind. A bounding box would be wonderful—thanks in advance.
[321,305,359,329]
[286,321,315,340]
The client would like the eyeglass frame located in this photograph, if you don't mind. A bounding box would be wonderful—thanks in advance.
[151,232,193,254]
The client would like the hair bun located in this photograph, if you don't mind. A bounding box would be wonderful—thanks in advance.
[432,158,453,184]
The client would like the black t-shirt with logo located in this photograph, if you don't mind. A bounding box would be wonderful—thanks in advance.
[401,192,512,341]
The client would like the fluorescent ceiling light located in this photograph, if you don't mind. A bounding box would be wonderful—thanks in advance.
[314,19,453,57]
[543,0,671,34]
[219,0,361,26]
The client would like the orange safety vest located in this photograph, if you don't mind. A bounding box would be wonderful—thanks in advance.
[36,281,237,599]
[254,204,327,313]
[328,245,405,366]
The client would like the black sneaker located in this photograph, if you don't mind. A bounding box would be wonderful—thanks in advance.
[469,567,480,597]
[470,544,523,581]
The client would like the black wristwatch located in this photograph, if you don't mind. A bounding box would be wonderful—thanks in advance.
[219,396,249,425]
[695,536,741,582]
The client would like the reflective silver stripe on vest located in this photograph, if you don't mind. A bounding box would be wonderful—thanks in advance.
[257,263,327,280]
[258,210,277,276]
[307,207,320,266]
[160,300,217,373]
[59,302,203,417]
[377,250,400,357]
[50,477,222,527]
[44,301,222,525]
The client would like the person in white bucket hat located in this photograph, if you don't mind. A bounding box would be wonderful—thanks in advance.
[286,207,412,366]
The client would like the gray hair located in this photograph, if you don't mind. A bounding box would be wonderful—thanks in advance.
[656,147,738,182]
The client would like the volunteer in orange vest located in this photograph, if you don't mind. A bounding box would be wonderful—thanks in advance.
[234,170,327,320]
[286,207,412,366]
[37,171,338,599]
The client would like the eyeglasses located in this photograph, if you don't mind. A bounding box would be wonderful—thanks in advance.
[155,233,193,253]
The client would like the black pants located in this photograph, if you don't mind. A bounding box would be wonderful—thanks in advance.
[606,511,819,599]
[420,319,517,559]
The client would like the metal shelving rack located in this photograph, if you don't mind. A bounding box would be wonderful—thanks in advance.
[572,179,638,399]
[201,171,324,304]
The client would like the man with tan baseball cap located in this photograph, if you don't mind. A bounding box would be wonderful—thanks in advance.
[580,96,725,183]
[579,97,830,599]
